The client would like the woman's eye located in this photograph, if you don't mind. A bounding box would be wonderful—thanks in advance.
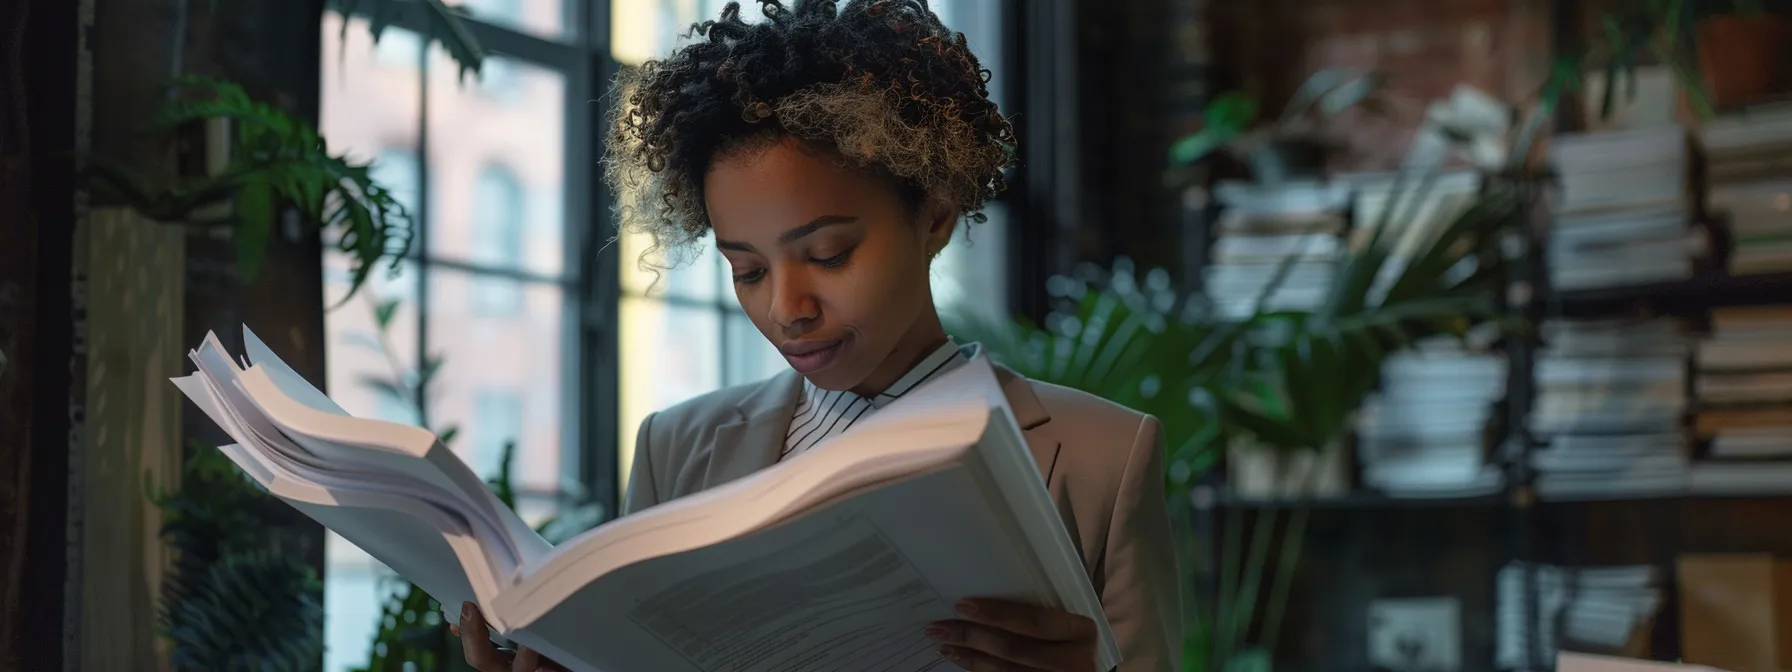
[811,249,853,268]
[732,268,766,284]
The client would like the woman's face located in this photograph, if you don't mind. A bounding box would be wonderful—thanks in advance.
[705,136,955,394]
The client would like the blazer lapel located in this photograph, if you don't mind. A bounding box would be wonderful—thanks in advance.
[702,369,804,490]
[698,363,1058,489]
[993,364,1062,482]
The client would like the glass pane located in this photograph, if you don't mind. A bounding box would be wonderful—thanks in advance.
[618,298,722,489]
[929,0,1006,110]
[611,0,694,66]
[322,14,422,164]
[371,28,424,69]
[324,258,422,415]
[322,564,401,672]
[618,228,725,302]
[369,149,423,222]
[426,48,567,278]
[933,203,1010,318]
[426,267,568,495]
[319,15,426,672]
[725,311,790,387]
[463,0,575,43]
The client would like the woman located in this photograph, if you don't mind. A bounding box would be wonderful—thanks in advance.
[456,1,1180,670]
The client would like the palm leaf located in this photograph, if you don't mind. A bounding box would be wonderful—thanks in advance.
[327,0,487,80]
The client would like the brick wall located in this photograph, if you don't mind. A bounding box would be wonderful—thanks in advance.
[1209,0,1553,173]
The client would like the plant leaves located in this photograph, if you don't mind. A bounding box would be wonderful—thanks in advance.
[374,299,400,330]
[234,179,274,282]
[1168,92,1259,166]
[325,0,486,80]
[1224,646,1273,672]
[358,376,410,404]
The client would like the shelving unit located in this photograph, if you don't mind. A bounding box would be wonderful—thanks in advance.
[1193,150,1792,672]
[1182,1,1792,667]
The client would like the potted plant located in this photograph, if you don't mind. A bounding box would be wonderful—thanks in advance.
[148,445,326,671]
[946,157,1523,669]
[1694,1,1784,110]
[1167,68,1387,185]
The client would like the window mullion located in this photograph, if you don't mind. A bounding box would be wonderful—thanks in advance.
[415,35,435,431]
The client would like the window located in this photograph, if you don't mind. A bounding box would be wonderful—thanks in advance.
[465,0,573,43]
[317,2,1012,669]
[372,27,424,68]
[610,0,1015,493]
[470,166,527,314]
[927,0,1010,320]
[471,389,526,477]
[318,7,591,672]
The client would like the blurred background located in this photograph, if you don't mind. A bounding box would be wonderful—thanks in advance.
[8,0,1792,671]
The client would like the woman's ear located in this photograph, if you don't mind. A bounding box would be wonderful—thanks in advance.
[921,199,958,259]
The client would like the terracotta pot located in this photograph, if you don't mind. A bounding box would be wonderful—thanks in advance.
[1696,13,1790,110]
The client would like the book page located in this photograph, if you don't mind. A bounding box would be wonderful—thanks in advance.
[504,466,1055,672]
[626,515,941,670]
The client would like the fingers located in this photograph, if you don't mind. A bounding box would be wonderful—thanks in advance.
[458,602,513,672]
[511,647,540,672]
[953,599,1097,643]
[928,619,1087,671]
[936,643,1050,672]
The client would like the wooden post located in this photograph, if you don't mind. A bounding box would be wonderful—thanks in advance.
[72,208,187,672]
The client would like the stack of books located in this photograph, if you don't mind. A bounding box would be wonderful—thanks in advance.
[1355,334,1507,498]
[1546,127,1699,291]
[1344,170,1484,302]
[1496,563,1663,670]
[1204,181,1352,319]
[1690,306,1792,494]
[1530,318,1691,500]
[1701,106,1792,276]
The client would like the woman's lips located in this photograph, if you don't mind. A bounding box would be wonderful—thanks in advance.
[781,339,845,374]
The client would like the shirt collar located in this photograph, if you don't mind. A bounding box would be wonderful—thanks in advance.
[800,338,968,408]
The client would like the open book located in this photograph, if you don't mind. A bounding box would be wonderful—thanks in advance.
[172,328,1121,672]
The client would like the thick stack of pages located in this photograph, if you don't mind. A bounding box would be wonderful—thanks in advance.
[1691,306,1792,494]
[1355,333,1507,498]
[1204,180,1352,319]
[173,328,1122,672]
[1530,318,1691,500]
[1701,105,1792,276]
[1496,563,1663,670]
[1547,128,1699,291]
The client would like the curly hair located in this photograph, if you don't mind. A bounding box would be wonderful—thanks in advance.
[605,0,1016,272]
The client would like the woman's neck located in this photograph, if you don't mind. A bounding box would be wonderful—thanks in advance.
[849,311,950,398]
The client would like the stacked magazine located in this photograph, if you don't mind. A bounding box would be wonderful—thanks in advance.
[171,328,1119,672]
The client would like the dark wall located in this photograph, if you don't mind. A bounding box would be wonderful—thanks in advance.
[1006,0,1210,320]
[1073,0,1178,272]
[1,0,82,668]
[2,0,330,667]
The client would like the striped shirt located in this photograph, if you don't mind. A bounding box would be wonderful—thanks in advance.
[780,340,975,459]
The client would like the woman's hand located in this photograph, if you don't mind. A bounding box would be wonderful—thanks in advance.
[451,602,571,672]
[925,598,1098,671]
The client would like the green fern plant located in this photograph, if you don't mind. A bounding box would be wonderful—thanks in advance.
[947,169,1523,672]
[162,550,326,671]
[84,76,414,305]
[149,444,326,672]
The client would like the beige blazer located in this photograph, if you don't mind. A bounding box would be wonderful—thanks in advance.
[623,363,1183,672]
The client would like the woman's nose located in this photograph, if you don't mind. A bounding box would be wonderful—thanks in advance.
[767,267,819,331]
